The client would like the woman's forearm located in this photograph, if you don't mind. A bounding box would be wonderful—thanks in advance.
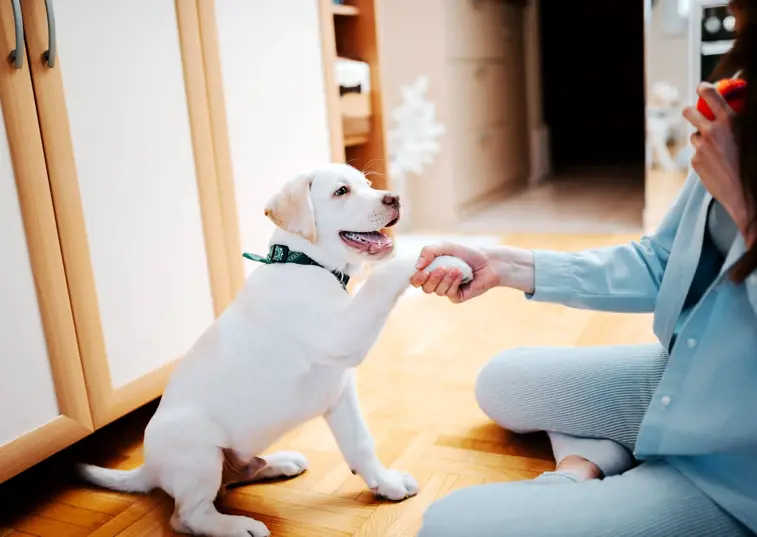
[483,246,536,295]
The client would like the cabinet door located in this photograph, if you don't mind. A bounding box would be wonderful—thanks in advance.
[212,0,331,274]
[0,3,91,482]
[22,0,230,428]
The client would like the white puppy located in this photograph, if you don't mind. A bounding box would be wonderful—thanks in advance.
[78,164,469,537]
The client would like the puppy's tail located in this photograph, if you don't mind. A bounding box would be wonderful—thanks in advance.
[77,463,154,494]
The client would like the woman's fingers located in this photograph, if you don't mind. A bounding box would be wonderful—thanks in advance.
[415,242,466,271]
[683,106,709,132]
[434,270,461,296]
[415,246,437,271]
[690,131,703,147]
[416,244,449,270]
[446,275,464,301]
[422,268,446,294]
[410,270,430,288]
[697,82,733,120]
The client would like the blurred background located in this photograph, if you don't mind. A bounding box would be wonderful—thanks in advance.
[294,0,732,259]
[313,0,734,256]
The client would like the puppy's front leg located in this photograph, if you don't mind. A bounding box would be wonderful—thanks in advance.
[332,257,417,366]
[324,371,418,500]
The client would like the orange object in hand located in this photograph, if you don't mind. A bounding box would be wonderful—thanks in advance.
[696,79,747,120]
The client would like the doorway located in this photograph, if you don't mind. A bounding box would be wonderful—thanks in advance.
[539,0,646,172]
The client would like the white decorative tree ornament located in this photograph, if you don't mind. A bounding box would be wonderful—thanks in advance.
[387,76,445,229]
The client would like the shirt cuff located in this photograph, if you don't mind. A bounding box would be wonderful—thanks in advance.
[524,249,577,304]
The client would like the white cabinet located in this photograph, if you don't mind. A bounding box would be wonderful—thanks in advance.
[214,0,331,270]
[0,0,91,482]
[49,0,215,413]
[0,0,233,480]
[0,109,66,446]
[20,0,231,429]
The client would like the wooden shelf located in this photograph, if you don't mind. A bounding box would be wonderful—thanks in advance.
[344,133,369,147]
[331,4,359,16]
[319,0,389,189]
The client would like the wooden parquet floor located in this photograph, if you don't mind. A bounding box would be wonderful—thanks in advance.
[0,233,657,537]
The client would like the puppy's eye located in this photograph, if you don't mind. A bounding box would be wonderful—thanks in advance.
[334,186,350,197]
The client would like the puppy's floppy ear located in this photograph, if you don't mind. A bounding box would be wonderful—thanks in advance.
[264,174,317,243]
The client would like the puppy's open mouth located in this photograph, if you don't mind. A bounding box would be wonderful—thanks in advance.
[339,212,399,255]
[339,230,394,255]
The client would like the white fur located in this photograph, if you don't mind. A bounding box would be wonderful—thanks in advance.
[426,255,473,284]
[77,164,468,537]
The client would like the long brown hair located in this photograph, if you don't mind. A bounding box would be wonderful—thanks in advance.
[710,0,757,281]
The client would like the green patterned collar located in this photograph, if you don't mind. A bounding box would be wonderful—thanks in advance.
[243,244,350,290]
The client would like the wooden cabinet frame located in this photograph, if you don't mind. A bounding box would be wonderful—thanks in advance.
[0,1,92,482]
[18,0,239,429]
[195,0,246,295]
[316,0,390,191]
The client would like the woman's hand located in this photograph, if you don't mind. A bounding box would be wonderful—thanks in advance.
[410,243,500,303]
[683,83,752,239]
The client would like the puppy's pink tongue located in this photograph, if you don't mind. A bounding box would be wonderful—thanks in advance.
[353,231,392,254]
[368,235,393,254]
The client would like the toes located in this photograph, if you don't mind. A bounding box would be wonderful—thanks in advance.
[242,520,270,537]
[281,461,307,477]
[373,470,419,501]
[402,472,420,496]
[274,452,308,477]
[286,453,309,474]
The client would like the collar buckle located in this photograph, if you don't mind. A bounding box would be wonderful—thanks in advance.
[269,244,290,263]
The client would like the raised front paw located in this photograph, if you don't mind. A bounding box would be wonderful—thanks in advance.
[370,469,419,501]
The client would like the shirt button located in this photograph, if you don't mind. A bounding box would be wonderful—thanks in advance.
[661,396,672,406]
[686,338,697,348]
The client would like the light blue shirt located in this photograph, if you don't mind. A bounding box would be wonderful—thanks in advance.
[528,172,757,532]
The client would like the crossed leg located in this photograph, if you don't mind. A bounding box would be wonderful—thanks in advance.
[419,344,749,536]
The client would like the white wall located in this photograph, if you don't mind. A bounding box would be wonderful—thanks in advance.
[215,0,332,268]
[646,0,691,101]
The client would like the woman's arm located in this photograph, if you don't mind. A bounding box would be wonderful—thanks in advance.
[511,173,699,312]
[414,172,699,312]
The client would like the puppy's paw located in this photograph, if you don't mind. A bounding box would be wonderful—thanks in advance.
[370,469,419,501]
[259,451,308,479]
[233,516,270,537]
[426,255,473,284]
[223,515,269,537]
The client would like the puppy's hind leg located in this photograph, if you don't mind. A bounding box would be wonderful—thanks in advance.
[256,451,308,480]
[224,451,308,491]
[160,444,270,537]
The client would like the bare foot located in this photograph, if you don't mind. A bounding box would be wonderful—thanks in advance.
[555,455,603,480]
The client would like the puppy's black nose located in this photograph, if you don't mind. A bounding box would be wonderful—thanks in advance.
[382,193,400,210]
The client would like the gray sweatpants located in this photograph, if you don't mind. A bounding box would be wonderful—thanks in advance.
[418,344,751,537]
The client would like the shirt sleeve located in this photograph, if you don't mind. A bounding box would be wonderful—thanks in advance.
[527,172,699,313]
[745,270,757,315]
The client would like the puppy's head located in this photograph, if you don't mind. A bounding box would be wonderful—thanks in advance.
[264,164,400,264]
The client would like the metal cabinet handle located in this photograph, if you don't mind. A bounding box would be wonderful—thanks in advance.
[9,0,22,69]
[43,0,56,67]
